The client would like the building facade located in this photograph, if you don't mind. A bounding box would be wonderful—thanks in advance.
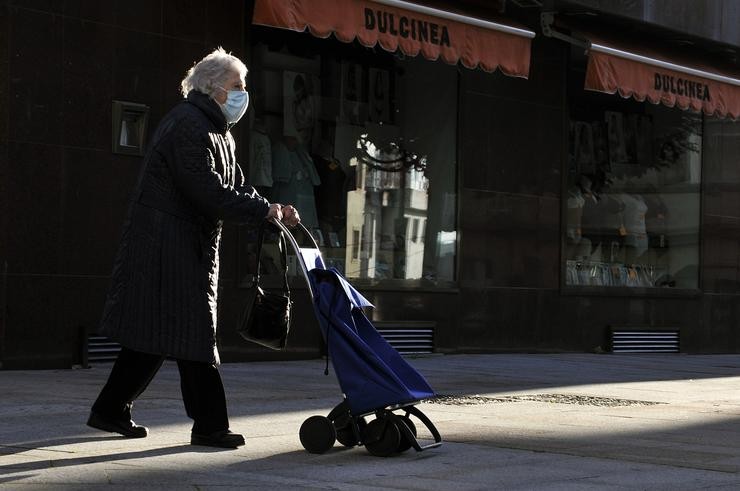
[0,0,739,368]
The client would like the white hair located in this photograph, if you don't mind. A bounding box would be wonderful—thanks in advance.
[180,47,248,98]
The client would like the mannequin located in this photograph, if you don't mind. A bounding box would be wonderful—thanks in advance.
[248,116,273,194]
[290,74,315,146]
[312,140,348,240]
[644,187,668,251]
[619,192,648,263]
[271,136,321,229]
[566,175,593,260]
[581,184,625,263]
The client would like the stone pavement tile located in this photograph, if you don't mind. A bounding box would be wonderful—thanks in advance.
[5,354,740,490]
[370,449,740,491]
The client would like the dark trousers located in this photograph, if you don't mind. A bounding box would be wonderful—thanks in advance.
[91,347,229,434]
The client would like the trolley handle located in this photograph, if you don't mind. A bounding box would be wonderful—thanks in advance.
[269,218,321,251]
[268,218,325,300]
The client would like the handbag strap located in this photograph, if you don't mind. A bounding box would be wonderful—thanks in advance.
[254,220,290,295]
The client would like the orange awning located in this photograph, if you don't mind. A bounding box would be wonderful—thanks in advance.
[584,35,740,119]
[252,0,534,78]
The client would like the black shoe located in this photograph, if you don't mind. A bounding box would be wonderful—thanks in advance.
[87,411,148,438]
[191,430,245,448]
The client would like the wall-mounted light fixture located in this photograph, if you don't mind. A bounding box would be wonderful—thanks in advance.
[112,100,150,156]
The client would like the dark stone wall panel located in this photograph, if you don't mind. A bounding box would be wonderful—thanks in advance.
[2,1,222,367]
[161,37,209,110]
[62,16,114,150]
[457,287,710,353]
[2,275,110,368]
[63,0,115,24]
[205,0,245,52]
[163,0,206,42]
[459,38,565,196]
[112,28,164,143]
[57,148,139,276]
[0,0,8,142]
[702,119,740,293]
[458,190,560,289]
[113,0,162,33]
[6,142,63,274]
[8,7,63,145]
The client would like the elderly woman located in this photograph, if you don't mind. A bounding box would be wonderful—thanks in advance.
[87,48,299,449]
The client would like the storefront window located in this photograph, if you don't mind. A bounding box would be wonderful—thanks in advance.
[565,94,702,289]
[244,27,457,284]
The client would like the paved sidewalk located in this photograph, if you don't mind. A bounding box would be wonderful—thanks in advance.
[3,353,740,490]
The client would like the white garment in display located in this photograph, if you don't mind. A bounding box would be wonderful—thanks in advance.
[248,130,273,187]
[619,193,648,256]
[566,187,585,243]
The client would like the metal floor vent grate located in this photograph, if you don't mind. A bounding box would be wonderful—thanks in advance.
[87,334,121,363]
[374,321,435,355]
[610,329,680,353]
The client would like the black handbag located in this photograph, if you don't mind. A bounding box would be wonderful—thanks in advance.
[237,220,292,350]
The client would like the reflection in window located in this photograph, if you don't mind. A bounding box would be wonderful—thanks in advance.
[346,132,429,279]
[246,29,458,284]
[565,102,702,289]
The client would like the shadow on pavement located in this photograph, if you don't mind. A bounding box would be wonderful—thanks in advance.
[0,443,215,474]
[0,435,122,456]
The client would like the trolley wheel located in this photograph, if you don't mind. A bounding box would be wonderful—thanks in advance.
[336,416,367,448]
[330,405,354,447]
[396,415,418,453]
[328,400,365,448]
[299,415,336,454]
[362,416,401,457]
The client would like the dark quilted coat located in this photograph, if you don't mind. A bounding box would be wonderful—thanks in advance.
[99,91,270,364]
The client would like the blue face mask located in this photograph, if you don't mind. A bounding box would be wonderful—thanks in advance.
[218,87,249,124]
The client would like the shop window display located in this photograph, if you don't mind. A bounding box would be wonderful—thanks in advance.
[565,97,702,289]
[243,28,457,284]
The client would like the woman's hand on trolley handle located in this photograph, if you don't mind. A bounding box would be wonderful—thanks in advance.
[266,203,301,227]
[281,205,300,227]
